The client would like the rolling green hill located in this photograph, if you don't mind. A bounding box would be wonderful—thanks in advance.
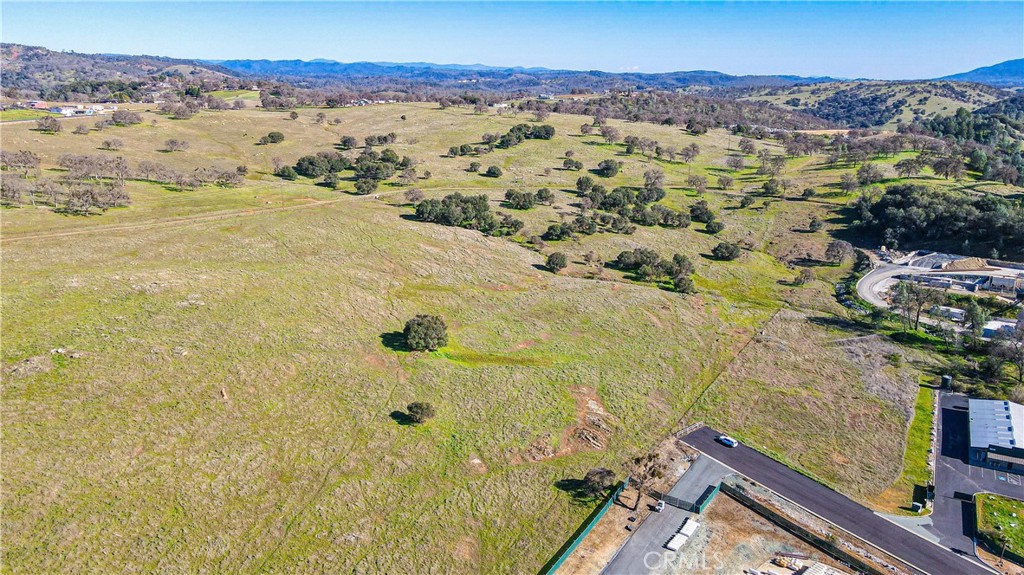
[740,81,1009,129]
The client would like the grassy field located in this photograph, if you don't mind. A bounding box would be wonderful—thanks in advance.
[0,108,57,122]
[208,89,261,101]
[0,102,996,572]
[872,385,936,513]
[977,494,1024,559]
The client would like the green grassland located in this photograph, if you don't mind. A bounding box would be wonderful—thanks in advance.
[0,108,58,122]
[977,494,1024,558]
[209,89,261,101]
[0,103,1008,572]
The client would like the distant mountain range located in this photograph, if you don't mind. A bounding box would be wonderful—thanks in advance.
[207,57,1024,91]
[207,57,838,92]
[938,59,1024,88]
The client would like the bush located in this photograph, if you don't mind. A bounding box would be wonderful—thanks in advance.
[582,468,615,496]
[275,166,298,180]
[110,110,142,126]
[468,161,481,172]
[404,314,448,351]
[596,159,621,177]
[711,242,741,260]
[706,220,725,234]
[542,223,573,241]
[265,131,285,144]
[407,402,436,424]
[484,165,503,178]
[546,252,568,272]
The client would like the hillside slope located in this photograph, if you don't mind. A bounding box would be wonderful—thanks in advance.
[739,81,1009,129]
[1,43,237,99]
[939,58,1024,88]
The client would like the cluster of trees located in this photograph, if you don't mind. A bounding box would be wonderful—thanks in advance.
[277,147,414,193]
[611,248,697,293]
[364,132,398,146]
[854,183,1024,259]
[258,131,285,145]
[39,79,151,103]
[889,282,1024,386]
[415,192,523,236]
[156,95,231,119]
[548,91,829,132]
[807,89,907,128]
[904,99,1024,186]
[495,123,555,148]
[0,151,243,213]
[503,188,553,210]
[572,176,691,232]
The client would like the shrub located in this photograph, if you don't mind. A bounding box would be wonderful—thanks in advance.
[275,166,298,180]
[706,220,725,234]
[484,165,503,178]
[711,242,741,260]
[404,314,448,351]
[407,402,436,424]
[266,131,285,144]
[546,252,568,272]
[468,161,481,172]
[596,159,621,177]
[110,110,142,126]
[582,468,615,496]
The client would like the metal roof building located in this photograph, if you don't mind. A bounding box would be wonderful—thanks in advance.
[969,399,1024,470]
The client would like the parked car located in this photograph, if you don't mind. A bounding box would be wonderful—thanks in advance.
[655,500,666,512]
[717,435,739,448]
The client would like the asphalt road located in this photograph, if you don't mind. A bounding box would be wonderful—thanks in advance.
[683,426,993,575]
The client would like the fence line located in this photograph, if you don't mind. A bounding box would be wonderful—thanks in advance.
[541,476,630,575]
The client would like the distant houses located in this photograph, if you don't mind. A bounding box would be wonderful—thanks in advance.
[48,104,118,117]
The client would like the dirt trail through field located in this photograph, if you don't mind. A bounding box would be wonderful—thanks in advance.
[0,186,496,244]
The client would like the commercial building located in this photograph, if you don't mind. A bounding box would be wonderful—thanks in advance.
[969,399,1024,471]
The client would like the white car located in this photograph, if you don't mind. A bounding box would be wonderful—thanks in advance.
[655,500,666,512]
[717,435,739,448]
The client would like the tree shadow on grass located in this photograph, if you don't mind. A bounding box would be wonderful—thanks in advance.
[389,410,415,426]
[554,478,601,503]
[806,314,875,335]
[380,331,409,352]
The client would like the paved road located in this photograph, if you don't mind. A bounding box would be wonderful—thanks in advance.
[602,455,729,575]
[929,393,1024,550]
[683,426,994,575]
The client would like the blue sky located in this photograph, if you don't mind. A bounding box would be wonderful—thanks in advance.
[3,1,1022,79]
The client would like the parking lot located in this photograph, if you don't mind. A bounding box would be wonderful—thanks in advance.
[926,393,1024,555]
